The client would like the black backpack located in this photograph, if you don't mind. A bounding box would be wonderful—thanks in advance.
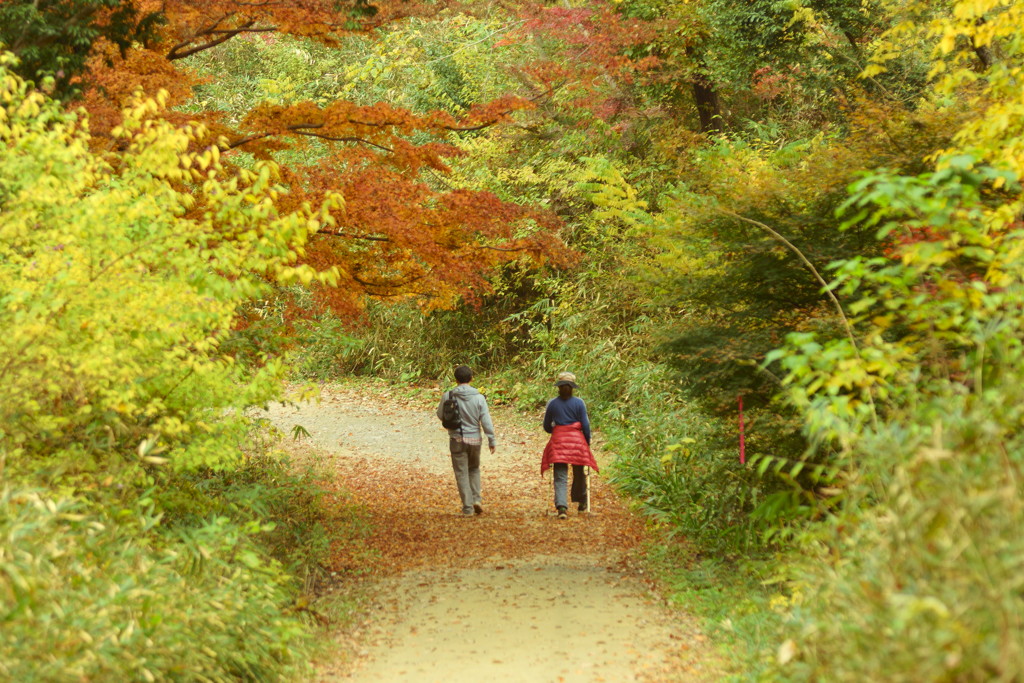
[440,389,462,430]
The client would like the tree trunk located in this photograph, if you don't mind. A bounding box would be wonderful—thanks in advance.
[972,18,994,69]
[692,79,724,134]
[685,46,724,134]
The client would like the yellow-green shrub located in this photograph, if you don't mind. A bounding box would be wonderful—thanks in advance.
[0,53,339,478]
[0,55,348,680]
[764,159,1024,679]
[0,489,310,681]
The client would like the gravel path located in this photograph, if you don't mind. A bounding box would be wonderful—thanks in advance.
[264,383,717,682]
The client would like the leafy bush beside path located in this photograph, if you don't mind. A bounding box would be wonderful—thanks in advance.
[0,57,355,680]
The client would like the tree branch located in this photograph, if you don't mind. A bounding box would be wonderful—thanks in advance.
[721,209,882,428]
[227,126,393,153]
[472,244,532,253]
[167,21,280,61]
[351,272,426,290]
[717,209,858,351]
[291,129,394,152]
[317,230,390,242]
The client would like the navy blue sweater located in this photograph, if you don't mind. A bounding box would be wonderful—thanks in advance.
[543,396,591,444]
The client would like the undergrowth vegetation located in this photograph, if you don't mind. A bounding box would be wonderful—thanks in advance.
[0,57,362,680]
[760,159,1024,680]
[3,479,304,680]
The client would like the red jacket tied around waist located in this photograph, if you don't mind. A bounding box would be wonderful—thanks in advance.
[541,422,599,475]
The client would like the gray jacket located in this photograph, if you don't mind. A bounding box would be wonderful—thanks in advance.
[437,384,496,448]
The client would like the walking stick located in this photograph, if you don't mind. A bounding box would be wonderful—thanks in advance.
[585,465,591,513]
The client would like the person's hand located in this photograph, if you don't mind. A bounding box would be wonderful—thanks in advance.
[489,445,496,454]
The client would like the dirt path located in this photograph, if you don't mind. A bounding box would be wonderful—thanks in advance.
[265,383,716,682]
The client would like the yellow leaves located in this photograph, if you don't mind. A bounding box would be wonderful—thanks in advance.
[258,76,301,105]
[937,31,957,55]
[860,63,889,79]
[0,63,346,475]
[579,158,651,237]
[277,265,312,286]
[951,0,1005,20]
[871,314,894,330]
[865,0,1024,189]
[787,6,818,31]
[192,145,220,171]
[661,438,697,467]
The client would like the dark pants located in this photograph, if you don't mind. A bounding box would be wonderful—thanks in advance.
[552,463,588,510]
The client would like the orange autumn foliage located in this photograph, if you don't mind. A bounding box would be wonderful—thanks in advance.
[69,0,572,315]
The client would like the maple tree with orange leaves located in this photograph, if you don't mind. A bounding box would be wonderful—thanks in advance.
[2,0,572,316]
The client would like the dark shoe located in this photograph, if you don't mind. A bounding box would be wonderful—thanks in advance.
[557,506,568,519]
[473,503,484,515]
[578,502,588,513]
[462,508,474,517]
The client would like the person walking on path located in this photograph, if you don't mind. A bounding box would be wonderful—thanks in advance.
[540,372,598,519]
[437,365,496,517]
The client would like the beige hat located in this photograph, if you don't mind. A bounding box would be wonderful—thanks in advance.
[555,371,578,388]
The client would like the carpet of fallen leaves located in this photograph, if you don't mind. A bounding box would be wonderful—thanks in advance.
[308,382,649,576]
[268,381,722,681]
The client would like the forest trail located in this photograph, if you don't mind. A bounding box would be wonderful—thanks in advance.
[265,383,717,682]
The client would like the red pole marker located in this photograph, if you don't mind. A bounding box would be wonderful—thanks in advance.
[738,394,746,465]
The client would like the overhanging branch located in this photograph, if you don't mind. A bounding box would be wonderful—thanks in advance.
[167,20,278,60]
[227,126,393,152]
[317,230,390,242]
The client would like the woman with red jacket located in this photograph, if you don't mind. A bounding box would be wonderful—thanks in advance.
[540,372,598,519]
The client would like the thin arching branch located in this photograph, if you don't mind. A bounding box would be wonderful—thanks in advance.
[351,272,426,290]
[472,244,533,253]
[290,130,393,152]
[167,21,274,61]
[721,208,880,427]
[718,208,858,350]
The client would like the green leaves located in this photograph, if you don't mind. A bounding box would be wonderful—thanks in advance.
[0,488,312,681]
[0,62,337,475]
[760,147,1024,676]
[0,0,163,99]
[577,157,653,240]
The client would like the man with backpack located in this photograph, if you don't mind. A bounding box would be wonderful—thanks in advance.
[437,365,496,517]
